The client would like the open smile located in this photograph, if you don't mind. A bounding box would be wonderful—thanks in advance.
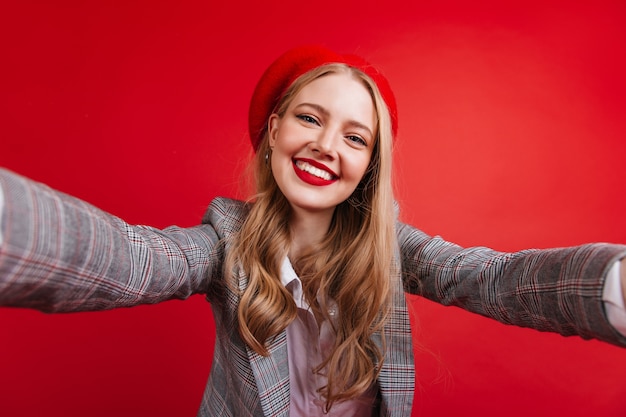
[293,158,338,186]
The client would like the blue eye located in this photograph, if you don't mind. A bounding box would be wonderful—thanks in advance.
[296,114,319,125]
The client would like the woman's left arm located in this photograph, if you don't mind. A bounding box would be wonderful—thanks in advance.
[396,221,626,348]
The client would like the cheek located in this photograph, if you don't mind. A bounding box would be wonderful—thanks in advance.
[359,153,374,177]
[346,157,372,183]
[273,129,298,155]
[269,153,285,180]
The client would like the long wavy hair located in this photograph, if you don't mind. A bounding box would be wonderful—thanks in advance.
[226,63,398,410]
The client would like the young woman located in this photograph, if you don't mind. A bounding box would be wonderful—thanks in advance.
[0,45,625,417]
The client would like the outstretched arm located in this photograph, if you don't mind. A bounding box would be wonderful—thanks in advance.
[0,168,223,313]
[397,221,626,348]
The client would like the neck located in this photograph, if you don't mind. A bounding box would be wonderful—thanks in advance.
[288,208,334,260]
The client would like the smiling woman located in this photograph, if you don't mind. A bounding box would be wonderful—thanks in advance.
[2,4,626,413]
[236,63,393,413]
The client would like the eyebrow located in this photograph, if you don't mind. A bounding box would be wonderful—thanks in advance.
[294,102,374,138]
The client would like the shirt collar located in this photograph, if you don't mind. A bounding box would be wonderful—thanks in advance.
[280,257,307,309]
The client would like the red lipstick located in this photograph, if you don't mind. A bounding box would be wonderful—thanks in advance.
[293,159,337,186]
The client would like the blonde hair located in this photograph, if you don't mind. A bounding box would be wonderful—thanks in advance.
[226,63,398,410]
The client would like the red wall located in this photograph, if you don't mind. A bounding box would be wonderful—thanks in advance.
[1,1,625,416]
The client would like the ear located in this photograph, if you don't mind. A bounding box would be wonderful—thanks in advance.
[268,114,280,148]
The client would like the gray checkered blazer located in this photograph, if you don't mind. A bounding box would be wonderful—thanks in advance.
[1,168,625,416]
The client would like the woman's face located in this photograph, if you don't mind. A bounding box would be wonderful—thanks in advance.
[268,72,376,219]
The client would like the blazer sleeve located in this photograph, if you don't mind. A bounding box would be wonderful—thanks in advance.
[0,168,224,313]
[396,221,626,348]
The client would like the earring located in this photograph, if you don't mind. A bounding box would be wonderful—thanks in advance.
[264,149,270,166]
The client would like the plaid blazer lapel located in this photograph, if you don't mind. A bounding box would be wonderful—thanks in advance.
[374,274,415,417]
[247,331,291,417]
[236,262,291,417]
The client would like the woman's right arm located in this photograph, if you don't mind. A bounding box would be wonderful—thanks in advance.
[0,168,223,313]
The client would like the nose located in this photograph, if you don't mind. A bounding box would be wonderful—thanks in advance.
[310,127,339,159]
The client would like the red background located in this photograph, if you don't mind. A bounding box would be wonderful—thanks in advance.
[1,1,625,416]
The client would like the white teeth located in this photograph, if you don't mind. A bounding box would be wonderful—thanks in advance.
[295,160,334,180]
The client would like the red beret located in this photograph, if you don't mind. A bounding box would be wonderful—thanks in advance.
[248,45,398,150]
